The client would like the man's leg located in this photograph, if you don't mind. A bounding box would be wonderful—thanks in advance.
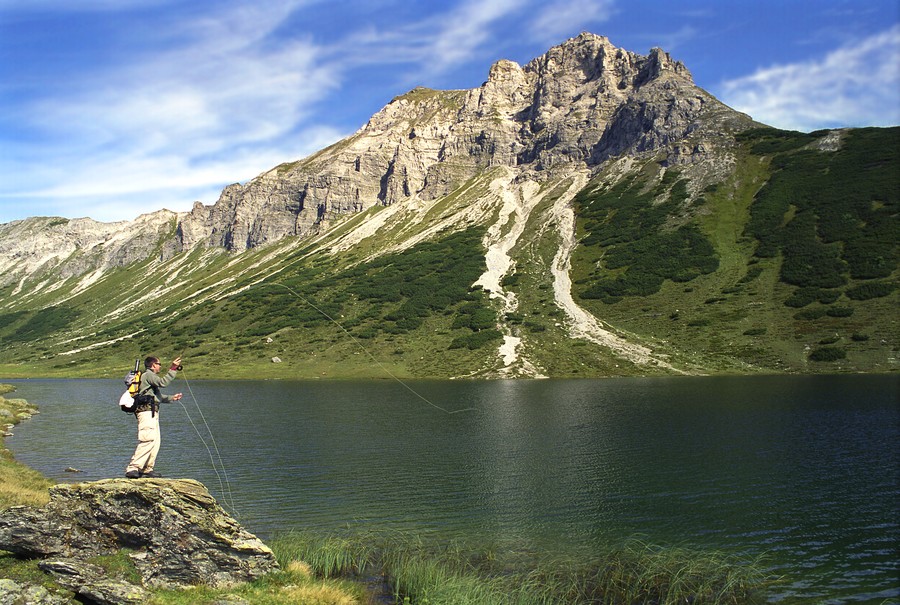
[144,412,161,473]
[125,410,158,476]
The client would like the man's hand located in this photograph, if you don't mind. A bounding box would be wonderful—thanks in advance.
[170,357,182,371]
[172,393,183,401]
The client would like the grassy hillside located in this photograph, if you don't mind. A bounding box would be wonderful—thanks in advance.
[570,127,899,373]
[0,127,896,379]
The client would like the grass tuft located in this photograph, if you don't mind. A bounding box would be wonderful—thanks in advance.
[269,531,774,605]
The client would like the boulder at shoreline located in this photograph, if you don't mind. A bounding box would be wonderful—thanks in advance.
[0,477,278,599]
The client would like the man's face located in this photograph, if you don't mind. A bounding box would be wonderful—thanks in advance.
[152,361,161,371]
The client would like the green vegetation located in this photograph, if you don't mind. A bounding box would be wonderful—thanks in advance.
[0,225,508,379]
[742,127,898,286]
[565,127,898,375]
[270,531,773,605]
[0,127,895,378]
[809,346,847,362]
[573,170,719,303]
[1,305,81,344]
[845,281,895,300]
[0,385,53,509]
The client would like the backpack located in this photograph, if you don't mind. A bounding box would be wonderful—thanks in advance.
[118,359,150,412]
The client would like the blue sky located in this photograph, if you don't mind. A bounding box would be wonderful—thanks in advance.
[1,0,898,224]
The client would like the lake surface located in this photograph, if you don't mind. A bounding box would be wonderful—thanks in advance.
[4,375,898,603]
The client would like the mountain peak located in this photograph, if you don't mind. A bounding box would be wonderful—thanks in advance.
[1,33,741,263]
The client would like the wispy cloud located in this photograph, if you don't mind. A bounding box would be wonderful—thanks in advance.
[1,0,344,220]
[427,0,524,71]
[338,0,527,80]
[718,25,900,131]
[528,0,615,45]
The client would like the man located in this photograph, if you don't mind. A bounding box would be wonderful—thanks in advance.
[125,355,182,478]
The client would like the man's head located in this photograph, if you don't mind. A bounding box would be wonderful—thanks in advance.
[144,356,161,371]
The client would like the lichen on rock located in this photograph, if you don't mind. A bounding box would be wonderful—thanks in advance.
[0,478,278,599]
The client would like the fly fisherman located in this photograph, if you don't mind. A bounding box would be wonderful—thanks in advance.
[125,355,182,478]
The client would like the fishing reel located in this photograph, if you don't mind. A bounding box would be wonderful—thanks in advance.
[175,364,183,371]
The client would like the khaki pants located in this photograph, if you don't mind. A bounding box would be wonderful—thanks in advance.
[126,410,160,474]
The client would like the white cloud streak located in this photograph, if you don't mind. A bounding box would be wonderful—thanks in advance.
[718,25,900,131]
[528,0,615,45]
[427,0,524,71]
[1,0,345,221]
[331,0,528,83]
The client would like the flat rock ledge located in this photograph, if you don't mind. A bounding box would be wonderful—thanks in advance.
[0,478,278,604]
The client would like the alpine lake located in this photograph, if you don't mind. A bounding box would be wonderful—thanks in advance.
[4,374,898,604]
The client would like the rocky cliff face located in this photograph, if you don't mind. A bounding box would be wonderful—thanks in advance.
[0,211,180,290]
[174,32,746,253]
[0,32,753,303]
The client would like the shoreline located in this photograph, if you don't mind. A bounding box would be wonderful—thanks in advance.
[0,383,374,604]
[0,383,53,509]
[0,382,778,605]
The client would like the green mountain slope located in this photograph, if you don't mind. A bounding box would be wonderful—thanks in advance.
[568,127,899,374]
[0,126,896,379]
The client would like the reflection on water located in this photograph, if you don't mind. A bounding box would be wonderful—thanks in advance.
[5,375,899,603]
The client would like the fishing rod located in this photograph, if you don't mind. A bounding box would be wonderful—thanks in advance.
[174,362,238,518]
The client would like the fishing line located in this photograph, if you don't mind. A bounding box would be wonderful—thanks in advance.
[156,279,476,517]
[176,368,239,518]
[253,281,477,415]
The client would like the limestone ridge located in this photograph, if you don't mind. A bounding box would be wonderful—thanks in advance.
[0,32,750,285]
[0,478,278,598]
[0,211,180,290]
[176,32,742,252]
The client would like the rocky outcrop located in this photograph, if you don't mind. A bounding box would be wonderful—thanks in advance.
[0,32,753,285]
[175,32,739,253]
[38,559,148,605]
[0,210,179,289]
[0,478,278,602]
[0,578,73,605]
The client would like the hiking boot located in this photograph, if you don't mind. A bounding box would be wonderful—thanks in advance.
[141,471,162,478]
[125,470,141,479]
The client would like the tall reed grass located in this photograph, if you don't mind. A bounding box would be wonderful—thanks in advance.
[269,530,774,605]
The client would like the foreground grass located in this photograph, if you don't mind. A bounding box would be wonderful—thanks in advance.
[0,384,53,509]
[271,530,775,605]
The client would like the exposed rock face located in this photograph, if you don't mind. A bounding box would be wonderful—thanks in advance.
[0,32,752,284]
[0,211,179,289]
[0,478,278,598]
[176,32,735,253]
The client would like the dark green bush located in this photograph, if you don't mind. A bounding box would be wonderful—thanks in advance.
[826,306,854,317]
[524,321,546,333]
[845,281,896,300]
[7,306,80,344]
[785,287,841,308]
[736,127,820,154]
[448,329,502,350]
[809,346,846,361]
[743,127,899,289]
[575,173,719,301]
[794,308,827,320]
